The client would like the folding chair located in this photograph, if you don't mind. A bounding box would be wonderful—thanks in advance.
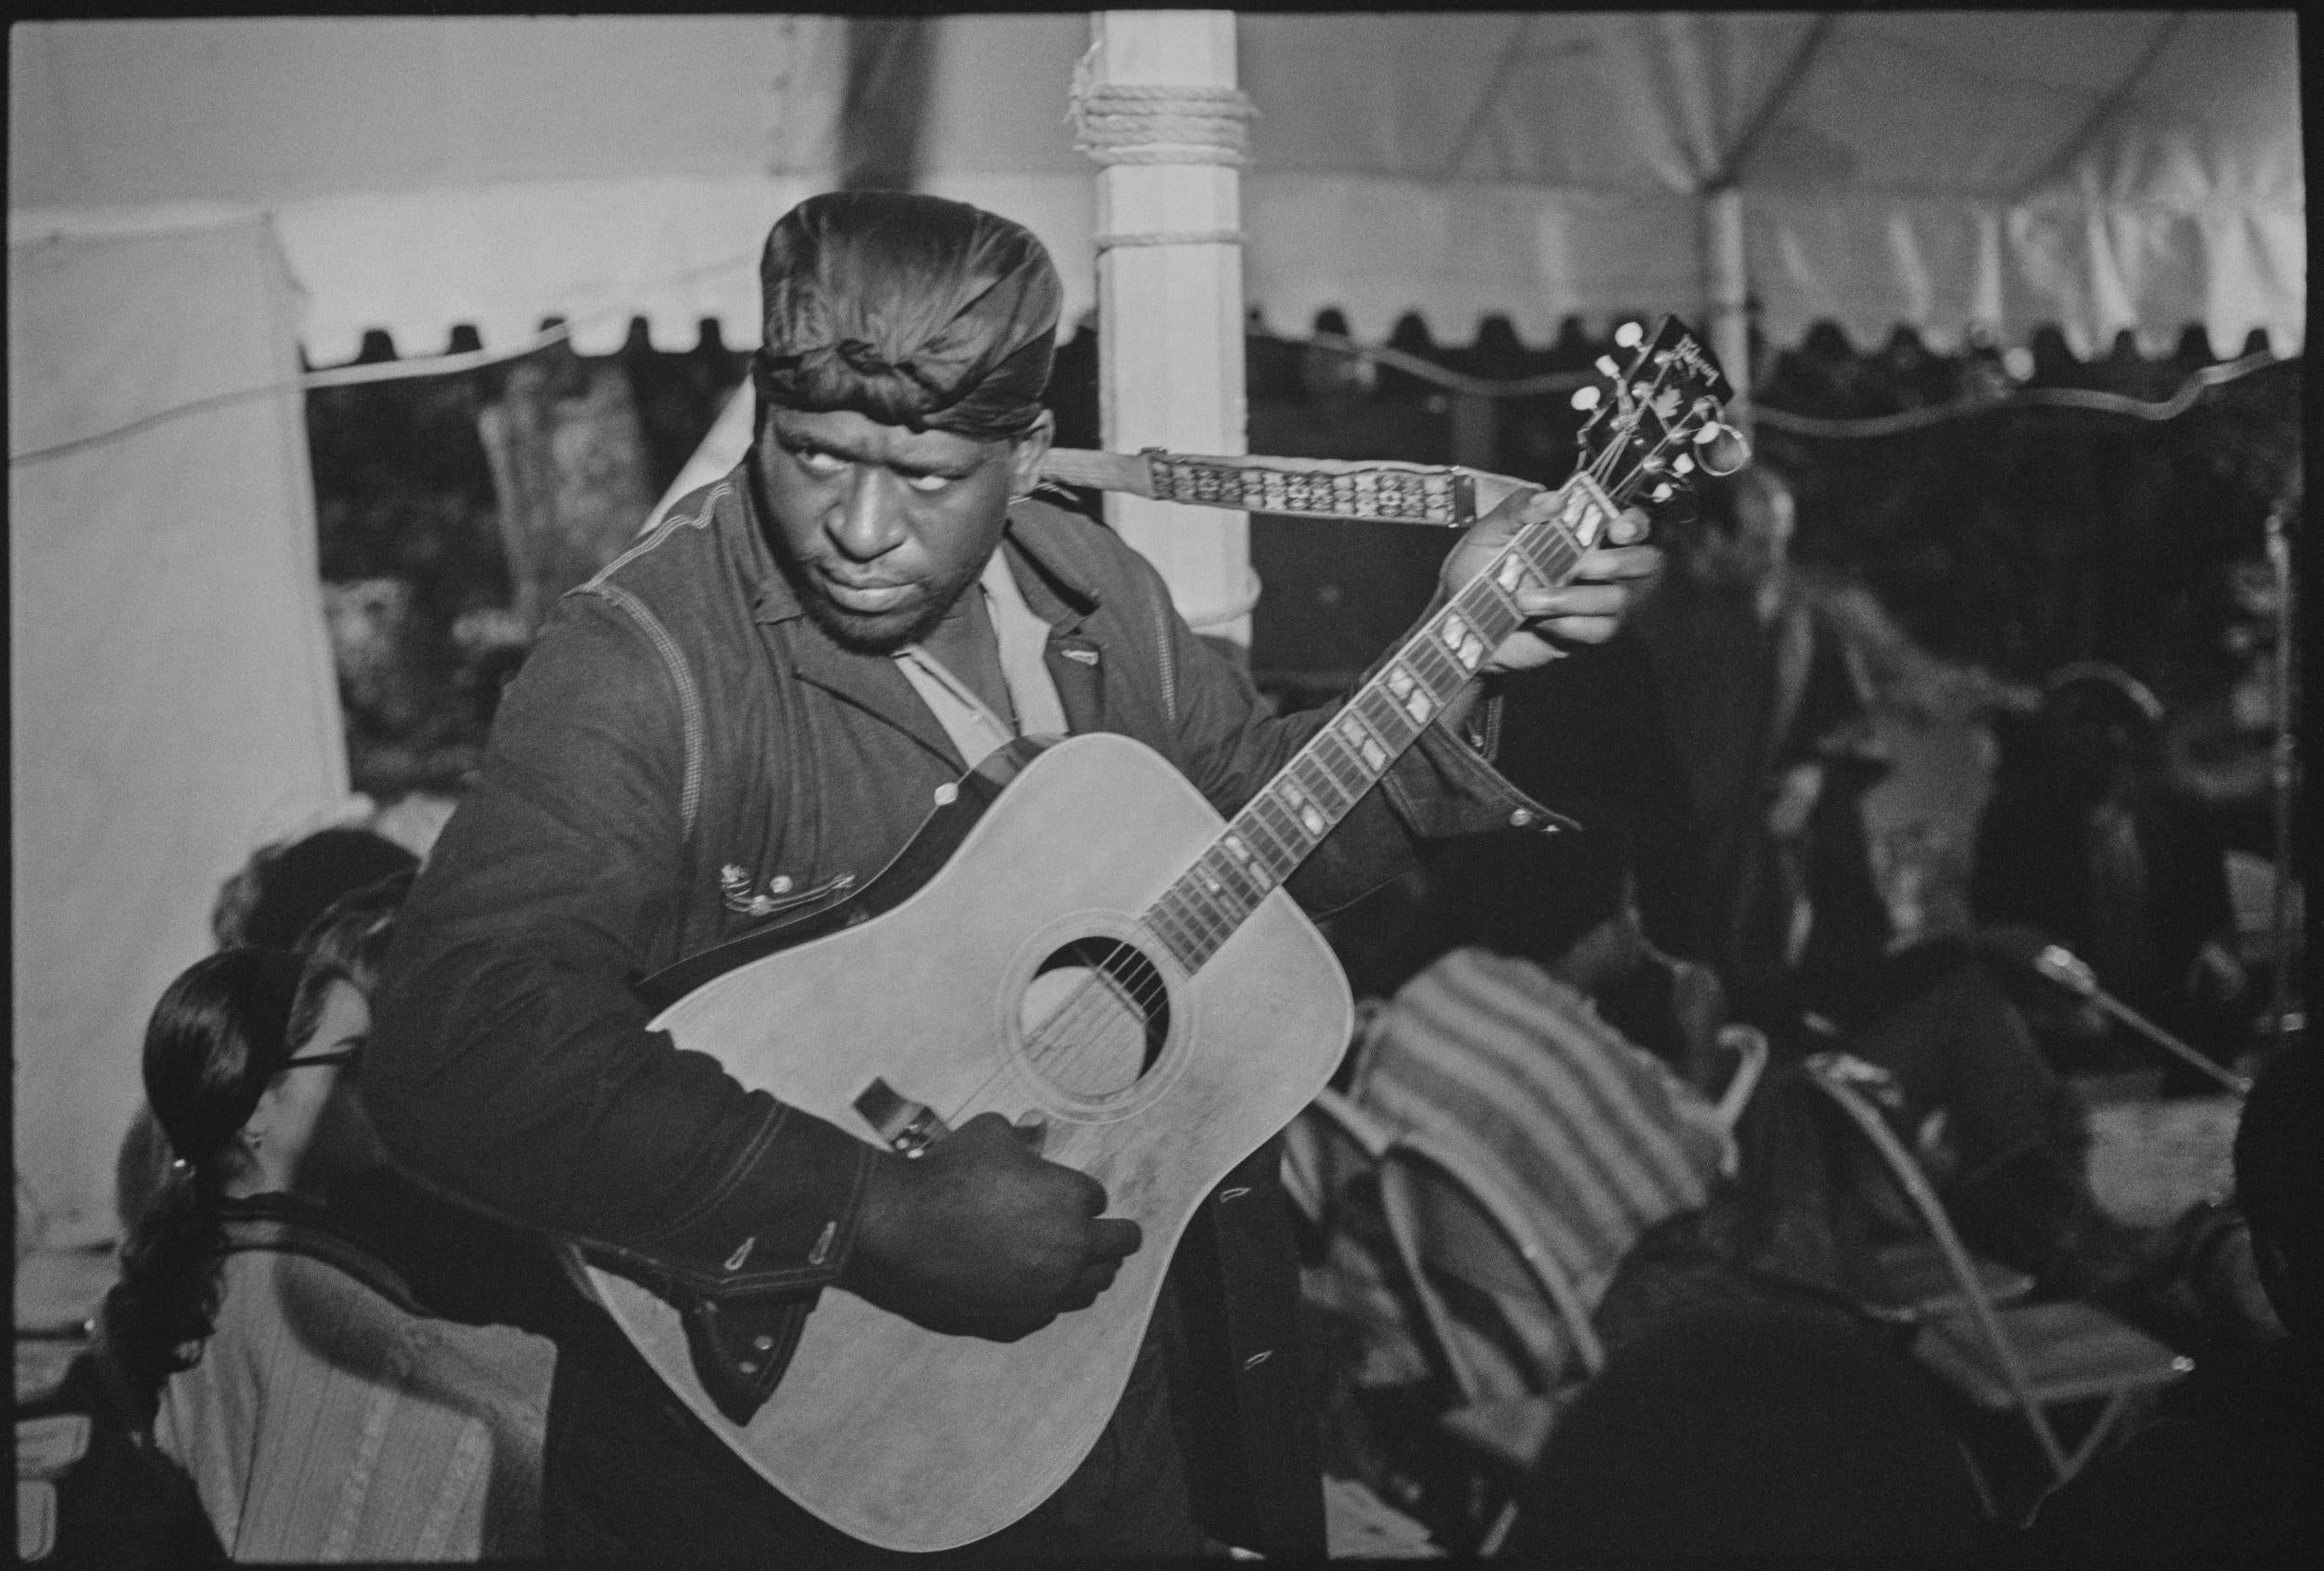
[1287,1084,1602,1554]
[1368,1100,1607,1467]
[1293,1082,1598,1410]
[1803,1052,2191,1490]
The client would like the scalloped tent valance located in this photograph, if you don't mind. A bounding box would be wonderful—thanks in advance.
[9,12,2304,362]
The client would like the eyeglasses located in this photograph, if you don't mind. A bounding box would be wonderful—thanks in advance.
[281,1050,360,1076]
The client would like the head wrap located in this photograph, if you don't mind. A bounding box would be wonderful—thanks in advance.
[755,191,1063,442]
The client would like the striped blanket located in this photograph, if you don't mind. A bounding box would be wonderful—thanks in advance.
[1351,947,1730,1389]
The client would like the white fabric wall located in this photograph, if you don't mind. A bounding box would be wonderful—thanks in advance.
[9,211,349,1238]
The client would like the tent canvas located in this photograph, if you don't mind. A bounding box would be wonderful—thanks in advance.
[10,209,349,1241]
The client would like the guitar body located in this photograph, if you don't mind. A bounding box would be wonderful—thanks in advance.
[583,732,1352,1551]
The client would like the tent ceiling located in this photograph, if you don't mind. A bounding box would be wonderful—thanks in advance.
[7,16,842,205]
[1230,9,2301,351]
[8,12,2303,360]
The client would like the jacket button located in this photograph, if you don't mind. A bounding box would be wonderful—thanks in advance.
[753,1335,774,1353]
[1243,1349,1274,1370]
[1508,808,1535,827]
[739,1360,759,1375]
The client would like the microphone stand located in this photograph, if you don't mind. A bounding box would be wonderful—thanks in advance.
[2032,945,2251,1095]
[2263,492,2299,1050]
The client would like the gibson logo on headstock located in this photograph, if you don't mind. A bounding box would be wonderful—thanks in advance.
[1650,334,1723,389]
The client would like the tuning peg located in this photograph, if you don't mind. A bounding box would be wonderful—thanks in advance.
[1697,424,1751,476]
[1570,385,1603,411]
[1615,321,1644,350]
[1650,482,1675,502]
[1672,453,1695,476]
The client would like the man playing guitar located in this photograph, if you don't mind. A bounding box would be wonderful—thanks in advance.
[366,191,1663,1561]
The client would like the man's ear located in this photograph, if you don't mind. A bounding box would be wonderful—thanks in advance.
[1008,409,1055,499]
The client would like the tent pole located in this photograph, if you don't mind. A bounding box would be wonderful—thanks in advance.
[1703,184,1753,438]
[1084,10,1255,652]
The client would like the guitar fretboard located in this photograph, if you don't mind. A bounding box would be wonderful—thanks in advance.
[1144,473,1621,973]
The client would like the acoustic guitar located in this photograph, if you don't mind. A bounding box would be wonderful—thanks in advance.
[582,318,1737,1550]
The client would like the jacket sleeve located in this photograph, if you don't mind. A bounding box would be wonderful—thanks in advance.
[1132,553,1571,919]
[364,592,873,1302]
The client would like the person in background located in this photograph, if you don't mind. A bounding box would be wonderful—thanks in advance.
[2022,1043,2319,1567]
[1974,664,2247,1091]
[1501,1304,1991,1564]
[104,947,554,1561]
[1628,461,1891,1020]
[2162,551,2299,860]
[1390,826,2219,1314]
[114,827,423,1244]
[1486,625,1698,962]
[208,825,422,953]
[1622,473,2231,1302]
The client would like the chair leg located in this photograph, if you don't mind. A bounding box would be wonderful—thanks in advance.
[2060,1390,2136,1480]
[2020,1397,2073,1485]
[1957,1440,2002,1524]
[1479,1498,1520,1558]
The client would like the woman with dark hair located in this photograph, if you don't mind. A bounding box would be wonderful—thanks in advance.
[106,947,551,1563]
[116,827,422,1241]
[208,826,419,952]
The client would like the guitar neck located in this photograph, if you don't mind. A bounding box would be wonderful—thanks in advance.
[1143,471,1625,973]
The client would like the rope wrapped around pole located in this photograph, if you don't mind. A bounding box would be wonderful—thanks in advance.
[1069,46,1259,170]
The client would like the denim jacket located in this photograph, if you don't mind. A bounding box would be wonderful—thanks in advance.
[366,461,1566,1417]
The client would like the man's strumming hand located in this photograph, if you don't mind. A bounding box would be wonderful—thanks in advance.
[838,1112,1142,1340]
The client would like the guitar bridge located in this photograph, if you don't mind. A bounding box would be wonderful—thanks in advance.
[853,1078,951,1158]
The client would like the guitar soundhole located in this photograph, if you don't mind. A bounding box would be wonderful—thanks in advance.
[1019,937,1170,1099]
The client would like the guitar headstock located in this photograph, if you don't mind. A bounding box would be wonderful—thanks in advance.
[1570,318,1748,508]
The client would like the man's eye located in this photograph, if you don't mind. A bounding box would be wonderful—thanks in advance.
[905,472,955,494]
[796,449,846,476]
